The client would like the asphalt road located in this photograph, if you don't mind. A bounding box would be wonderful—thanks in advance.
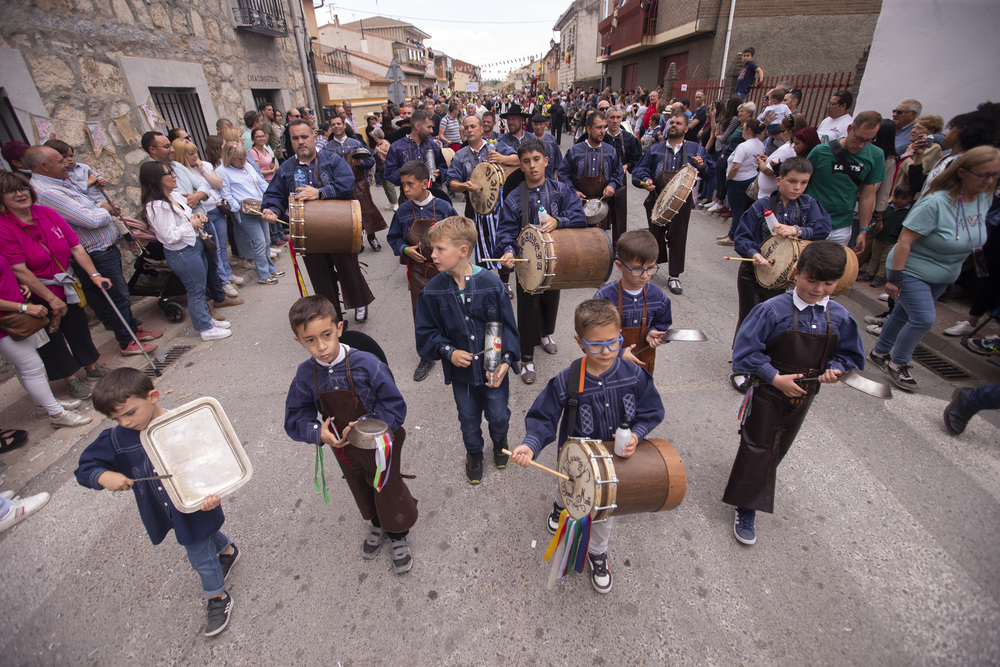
[1,147,998,666]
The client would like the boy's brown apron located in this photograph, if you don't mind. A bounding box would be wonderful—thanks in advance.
[643,142,693,275]
[405,200,440,316]
[618,282,656,373]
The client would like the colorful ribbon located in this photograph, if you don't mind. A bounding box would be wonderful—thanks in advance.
[372,431,393,492]
[543,509,591,587]
[314,443,329,505]
[737,378,759,424]
[287,241,309,297]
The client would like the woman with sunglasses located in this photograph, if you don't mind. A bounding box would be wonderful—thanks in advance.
[138,162,232,341]
[871,146,1000,390]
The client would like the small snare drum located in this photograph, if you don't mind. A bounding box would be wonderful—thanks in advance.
[650,165,698,226]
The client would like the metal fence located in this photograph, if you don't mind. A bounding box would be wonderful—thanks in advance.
[149,89,211,154]
[671,71,854,128]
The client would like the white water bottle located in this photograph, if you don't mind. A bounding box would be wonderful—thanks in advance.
[764,209,779,234]
[536,203,547,226]
[614,421,631,457]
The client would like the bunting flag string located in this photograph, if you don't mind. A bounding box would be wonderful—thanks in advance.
[11,97,166,155]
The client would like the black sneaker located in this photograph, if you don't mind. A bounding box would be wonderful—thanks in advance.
[546,503,564,534]
[734,508,756,545]
[218,543,240,580]
[362,526,385,559]
[413,358,435,382]
[868,350,890,373]
[492,438,510,469]
[962,336,1000,356]
[390,537,412,574]
[588,553,612,594]
[888,363,918,391]
[466,453,484,484]
[204,592,234,637]
[943,387,977,435]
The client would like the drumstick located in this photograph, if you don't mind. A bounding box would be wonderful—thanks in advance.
[723,256,773,263]
[501,449,570,480]
[481,258,528,262]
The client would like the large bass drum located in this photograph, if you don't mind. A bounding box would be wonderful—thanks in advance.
[288,198,363,255]
[650,165,697,226]
[516,226,614,294]
[468,162,505,215]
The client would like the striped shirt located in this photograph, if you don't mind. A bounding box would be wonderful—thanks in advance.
[29,173,118,253]
[440,113,462,143]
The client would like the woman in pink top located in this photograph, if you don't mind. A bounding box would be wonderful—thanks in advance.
[0,172,111,401]
[249,128,277,181]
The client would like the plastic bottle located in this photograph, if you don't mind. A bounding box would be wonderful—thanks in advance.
[614,421,631,457]
[483,321,502,374]
[536,203,547,227]
[293,166,307,191]
[763,209,779,234]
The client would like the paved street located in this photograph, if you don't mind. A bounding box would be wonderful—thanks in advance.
[1,152,999,665]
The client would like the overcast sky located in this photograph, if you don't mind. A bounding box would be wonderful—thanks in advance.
[319,1,572,80]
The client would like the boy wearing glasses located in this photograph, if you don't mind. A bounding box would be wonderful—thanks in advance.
[593,230,672,374]
[511,299,664,594]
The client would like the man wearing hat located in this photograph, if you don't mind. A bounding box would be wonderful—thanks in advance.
[559,111,623,234]
[498,104,532,152]
[528,114,562,180]
[2,141,32,179]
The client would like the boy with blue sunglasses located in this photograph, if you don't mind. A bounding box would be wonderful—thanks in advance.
[511,299,664,594]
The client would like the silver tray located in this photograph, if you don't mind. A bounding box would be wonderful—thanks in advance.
[140,397,253,513]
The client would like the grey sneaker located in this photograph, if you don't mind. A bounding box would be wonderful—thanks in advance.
[65,378,92,400]
[868,350,890,374]
[390,537,412,574]
[734,508,756,545]
[50,410,93,428]
[888,363,918,391]
[33,398,82,418]
[85,364,112,380]
[362,526,385,559]
[204,593,234,637]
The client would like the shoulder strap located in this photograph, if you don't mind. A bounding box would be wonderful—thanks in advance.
[565,357,586,439]
[520,182,530,228]
[828,140,864,187]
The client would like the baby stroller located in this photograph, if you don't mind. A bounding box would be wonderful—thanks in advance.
[123,218,187,322]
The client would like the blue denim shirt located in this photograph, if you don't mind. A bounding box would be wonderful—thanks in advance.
[734,193,832,259]
[415,268,520,385]
[262,151,355,219]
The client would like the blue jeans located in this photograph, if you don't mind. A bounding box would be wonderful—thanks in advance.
[726,177,755,239]
[206,208,233,282]
[451,379,510,454]
[701,149,718,201]
[163,238,213,332]
[183,530,230,597]
[73,244,137,349]
[874,274,948,365]
[236,212,276,280]
[966,383,1000,412]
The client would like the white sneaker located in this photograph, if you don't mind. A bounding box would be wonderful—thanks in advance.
[943,320,975,337]
[33,398,82,419]
[269,249,278,259]
[222,283,239,298]
[200,327,233,341]
[706,202,721,212]
[355,306,367,322]
[878,293,889,302]
[50,410,93,428]
[211,318,232,330]
[229,275,245,286]
[866,324,882,336]
[392,203,398,211]
[0,492,50,532]
[0,490,16,500]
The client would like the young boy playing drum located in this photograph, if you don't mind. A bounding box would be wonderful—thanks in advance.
[730,156,832,391]
[510,299,664,593]
[386,160,458,382]
[593,230,673,374]
[284,296,419,574]
[724,241,864,546]
[75,368,240,638]
[414,216,520,484]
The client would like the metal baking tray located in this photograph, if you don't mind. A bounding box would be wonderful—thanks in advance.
[140,397,253,513]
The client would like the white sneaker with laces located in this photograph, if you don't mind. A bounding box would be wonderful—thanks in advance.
[269,249,278,259]
[943,320,975,337]
[200,327,233,341]
[878,293,889,302]
[229,275,245,286]
[211,318,232,330]
[0,492,51,533]
[222,283,239,298]
[33,398,82,419]
[50,410,93,428]
[706,202,721,212]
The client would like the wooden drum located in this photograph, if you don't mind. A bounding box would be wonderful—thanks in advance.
[754,235,858,296]
[288,198,363,255]
[515,226,614,294]
[651,165,698,226]
[469,162,505,215]
[557,438,686,521]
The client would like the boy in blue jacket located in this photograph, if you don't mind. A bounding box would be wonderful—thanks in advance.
[75,368,239,638]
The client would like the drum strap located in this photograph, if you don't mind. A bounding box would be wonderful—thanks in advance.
[565,357,586,438]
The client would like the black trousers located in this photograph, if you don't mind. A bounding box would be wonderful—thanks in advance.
[516,282,560,362]
[36,303,100,381]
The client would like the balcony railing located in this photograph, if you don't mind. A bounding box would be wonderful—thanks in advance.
[598,0,660,58]
[313,43,352,77]
[232,0,288,38]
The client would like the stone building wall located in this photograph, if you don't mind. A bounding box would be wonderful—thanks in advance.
[0,0,310,215]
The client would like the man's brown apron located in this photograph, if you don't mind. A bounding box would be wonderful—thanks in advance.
[405,200,440,316]
[618,282,656,373]
[722,307,837,513]
[643,142,693,277]
[351,162,387,236]
[575,143,609,229]
[313,353,418,533]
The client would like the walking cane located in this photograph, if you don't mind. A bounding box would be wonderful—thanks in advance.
[99,287,160,377]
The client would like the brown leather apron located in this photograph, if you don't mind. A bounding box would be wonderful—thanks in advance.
[352,163,387,235]
[619,282,656,373]
[405,200,440,316]
[722,307,838,513]
[313,353,418,532]
[643,142,693,274]
[575,143,609,229]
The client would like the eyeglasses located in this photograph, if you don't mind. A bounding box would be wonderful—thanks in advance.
[162,170,175,177]
[891,109,914,116]
[622,263,659,277]
[967,170,1000,181]
[852,133,876,144]
[578,335,624,354]
[1,187,30,195]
